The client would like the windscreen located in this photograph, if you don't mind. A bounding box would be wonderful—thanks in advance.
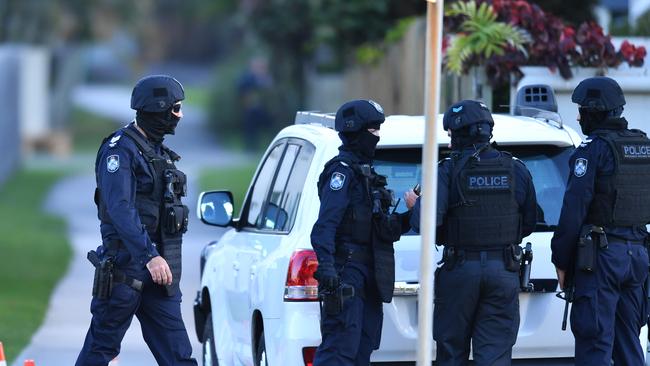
[373,145,574,233]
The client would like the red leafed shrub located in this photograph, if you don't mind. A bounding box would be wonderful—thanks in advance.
[444,0,647,87]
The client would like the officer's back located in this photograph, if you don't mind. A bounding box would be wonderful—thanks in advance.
[406,100,537,366]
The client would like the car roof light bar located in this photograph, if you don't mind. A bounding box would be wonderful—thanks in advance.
[294,111,335,129]
[513,84,563,128]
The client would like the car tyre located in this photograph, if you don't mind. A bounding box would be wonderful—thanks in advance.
[255,332,268,366]
[203,313,218,366]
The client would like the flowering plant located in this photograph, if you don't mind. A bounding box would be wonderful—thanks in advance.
[444,0,647,87]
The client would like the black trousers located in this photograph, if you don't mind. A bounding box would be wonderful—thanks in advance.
[433,251,520,366]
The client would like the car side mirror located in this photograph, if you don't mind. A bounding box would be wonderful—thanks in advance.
[197,191,234,227]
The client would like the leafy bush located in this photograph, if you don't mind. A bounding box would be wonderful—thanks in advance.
[445,1,528,75]
[444,0,647,87]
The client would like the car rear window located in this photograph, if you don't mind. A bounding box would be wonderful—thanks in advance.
[374,145,574,233]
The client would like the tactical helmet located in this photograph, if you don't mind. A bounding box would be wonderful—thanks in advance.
[571,76,625,112]
[443,100,494,132]
[130,75,185,112]
[334,99,385,132]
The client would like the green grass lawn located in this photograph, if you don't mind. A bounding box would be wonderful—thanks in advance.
[0,170,72,363]
[69,107,119,153]
[183,87,211,109]
[198,162,258,217]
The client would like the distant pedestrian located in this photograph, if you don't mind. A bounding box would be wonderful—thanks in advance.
[238,57,273,151]
[76,75,197,365]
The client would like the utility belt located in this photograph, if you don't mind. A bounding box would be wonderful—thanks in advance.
[438,246,509,265]
[320,284,356,316]
[576,225,648,272]
[439,243,534,291]
[87,249,143,300]
[321,244,369,316]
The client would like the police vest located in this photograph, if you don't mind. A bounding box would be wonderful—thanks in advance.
[445,151,522,248]
[317,155,400,303]
[94,127,189,295]
[587,129,650,227]
[317,156,374,244]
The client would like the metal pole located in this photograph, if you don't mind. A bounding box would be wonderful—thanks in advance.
[417,0,444,365]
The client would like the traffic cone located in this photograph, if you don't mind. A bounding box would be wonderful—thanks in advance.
[23,360,35,366]
[0,342,6,366]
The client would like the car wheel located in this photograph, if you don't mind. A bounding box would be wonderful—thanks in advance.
[255,332,268,366]
[202,313,218,366]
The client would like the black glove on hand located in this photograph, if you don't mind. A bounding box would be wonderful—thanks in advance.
[314,263,339,291]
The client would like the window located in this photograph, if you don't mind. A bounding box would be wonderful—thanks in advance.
[246,143,285,227]
[373,145,574,233]
[280,142,315,231]
[505,145,573,231]
[259,144,299,230]
[244,139,316,232]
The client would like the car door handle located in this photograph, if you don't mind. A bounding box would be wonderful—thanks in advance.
[232,261,240,271]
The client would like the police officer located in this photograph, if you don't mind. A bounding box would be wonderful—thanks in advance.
[311,100,410,366]
[76,75,197,365]
[405,100,537,365]
[551,77,650,365]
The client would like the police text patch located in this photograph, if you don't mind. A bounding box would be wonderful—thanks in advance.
[330,172,346,190]
[107,155,120,173]
[622,144,650,159]
[574,158,588,177]
[467,175,510,190]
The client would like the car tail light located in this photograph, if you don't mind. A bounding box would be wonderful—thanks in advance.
[302,347,316,366]
[284,249,319,301]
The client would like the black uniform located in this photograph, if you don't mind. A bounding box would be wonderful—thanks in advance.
[310,100,408,366]
[76,75,197,366]
[410,100,537,365]
[551,77,650,365]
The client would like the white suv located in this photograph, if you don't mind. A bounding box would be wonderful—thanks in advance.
[193,87,645,365]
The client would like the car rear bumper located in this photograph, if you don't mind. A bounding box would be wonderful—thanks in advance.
[263,291,647,364]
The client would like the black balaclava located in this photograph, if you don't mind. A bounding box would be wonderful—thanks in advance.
[579,106,626,135]
[450,122,492,150]
[136,108,180,144]
[339,129,380,162]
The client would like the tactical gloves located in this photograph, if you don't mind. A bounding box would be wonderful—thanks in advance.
[314,262,339,291]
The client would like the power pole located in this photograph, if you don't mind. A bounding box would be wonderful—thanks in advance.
[417,0,444,365]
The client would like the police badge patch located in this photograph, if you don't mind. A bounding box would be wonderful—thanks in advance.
[330,172,346,190]
[574,158,588,177]
[107,155,120,173]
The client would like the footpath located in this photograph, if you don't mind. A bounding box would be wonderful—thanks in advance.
[11,84,251,366]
